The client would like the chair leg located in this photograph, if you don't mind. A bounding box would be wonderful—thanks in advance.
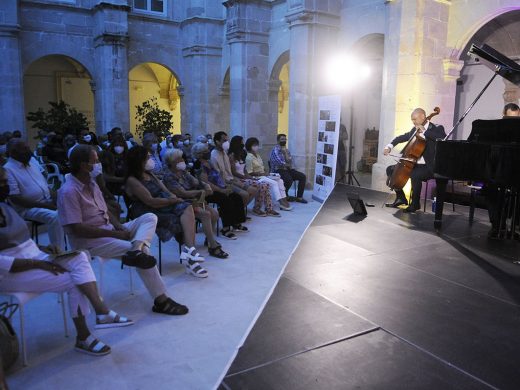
[451,180,455,212]
[158,239,162,275]
[129,268,134,295]
[98,260,104,296]
[59,293,69,338]
[19,304,27,366]
[423,181,429,212]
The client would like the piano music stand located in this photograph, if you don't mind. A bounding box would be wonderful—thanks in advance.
[443,44,520,141]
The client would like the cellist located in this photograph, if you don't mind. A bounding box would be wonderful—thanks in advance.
[384,108,446,213]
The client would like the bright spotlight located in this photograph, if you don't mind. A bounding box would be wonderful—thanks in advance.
[324,54,370,91]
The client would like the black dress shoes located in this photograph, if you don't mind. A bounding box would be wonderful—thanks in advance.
[403,205,420,213]
[385,198,408,208]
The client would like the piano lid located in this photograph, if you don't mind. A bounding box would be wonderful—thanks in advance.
[469,44,520,86]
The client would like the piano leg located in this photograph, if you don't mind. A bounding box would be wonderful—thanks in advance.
[434,178,448,231]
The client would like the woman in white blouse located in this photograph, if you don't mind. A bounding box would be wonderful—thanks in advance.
[244,137,292,211]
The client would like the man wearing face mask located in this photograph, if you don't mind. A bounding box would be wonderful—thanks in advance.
[211,131,257,214]
[4,139,66,250]
[68,129,101,158]
[269,134,308,203]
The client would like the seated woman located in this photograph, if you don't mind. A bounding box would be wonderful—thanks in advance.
[142,133,164,178]
[228,136,280,217]
[0,167,132,357]
[125,146,208,278]
[245,137,292,211]
[162,149,228,259]
[191,142,247,240]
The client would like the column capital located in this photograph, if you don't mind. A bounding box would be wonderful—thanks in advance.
[94,32,129,48]
[268,79,282,93]
[442,59,464,81]
[284,8,340,29]
[182,45,223,58]
[0,24,20,38]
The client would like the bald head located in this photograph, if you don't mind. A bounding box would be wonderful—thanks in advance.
[411,108,426,127]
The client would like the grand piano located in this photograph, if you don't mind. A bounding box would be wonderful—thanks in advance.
[433,44,520,234]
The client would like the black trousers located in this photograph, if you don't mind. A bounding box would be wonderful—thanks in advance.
[206,191,246,228]
[386,164,433,207]
[276,168,306,198]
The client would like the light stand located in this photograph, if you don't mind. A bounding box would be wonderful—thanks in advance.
[345,99,360,186]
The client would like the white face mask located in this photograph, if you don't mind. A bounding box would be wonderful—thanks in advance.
[177,141,184,148]
[151,143,158,152]
[83,135,92,143]
[114,146,124,154]
[208,139,214,145]
[145,158,156,171]
[222,140,230,151]
[251,145,259,152]
[183,140,190,146]
[176,161,187,171]
[90,162,103,178]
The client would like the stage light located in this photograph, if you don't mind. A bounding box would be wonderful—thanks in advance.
[324,54,371,91]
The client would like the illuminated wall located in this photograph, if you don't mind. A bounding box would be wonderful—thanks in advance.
[129,63,181,139]
[277,62,290,137]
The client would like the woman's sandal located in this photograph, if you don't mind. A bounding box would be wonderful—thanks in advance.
[204,238,222,248]
[252,208,266,217]
[220,228,237,240]
[75,335,111,356]
[233,224,249,233]
[185,259,208,278]
[266,209,281,217]
[209,246,229,259]
[180,246,205,264]
[152,297,189,315]
[95,310,134,329]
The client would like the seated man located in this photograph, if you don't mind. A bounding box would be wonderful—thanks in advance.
[269,134,307,203]
[384,108,446,212]
[4,139,66,251]
[57,145,188,315]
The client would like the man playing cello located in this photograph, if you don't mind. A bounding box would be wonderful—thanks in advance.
[384,108,446,213]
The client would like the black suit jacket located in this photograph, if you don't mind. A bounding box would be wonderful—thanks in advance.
[391,122,446,171]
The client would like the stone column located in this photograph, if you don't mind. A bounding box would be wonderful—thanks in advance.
[92,3,130,135]
[180,18,225,137]
[371,0,454,191]
[0,2,25,135]
[285,2,341,185]
[224,0,272,140]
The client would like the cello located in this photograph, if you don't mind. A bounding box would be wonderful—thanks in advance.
[388,107,440,190]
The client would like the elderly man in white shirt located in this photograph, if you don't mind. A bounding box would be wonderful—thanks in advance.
[4,139,66,250]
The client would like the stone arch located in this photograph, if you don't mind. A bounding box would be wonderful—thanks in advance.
[269,51,290,139]
[128,62,183,138]
[453,9,520,140]
[449,7,520,61]
[344,33,385,178]
[23,54,95,147]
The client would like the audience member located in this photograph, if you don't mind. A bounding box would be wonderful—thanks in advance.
[162,149,228,259]
[211,131,257,211]
[68,129,101,157]
[58,145,189,314]
[192,142,247,239]
[4,139,66,251]
[125,146,208,278]
[269,134,307,203]
[245,137,292,211]
[229,136,280,217]
[142,133,164,178]
[182,133,193,162]
[0,166,132,357]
